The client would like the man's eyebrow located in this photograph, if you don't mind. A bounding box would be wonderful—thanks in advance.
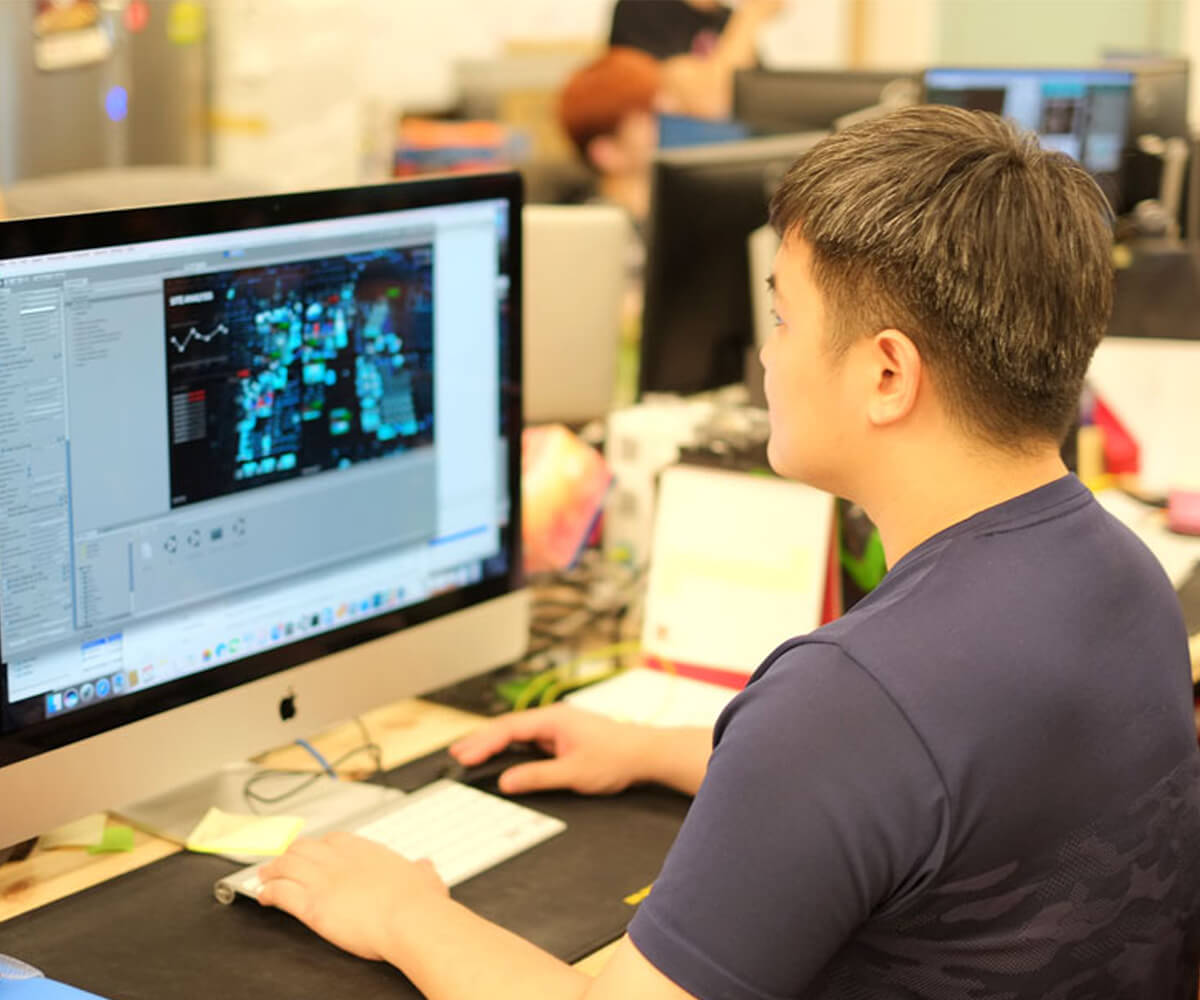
[766,274,776,293]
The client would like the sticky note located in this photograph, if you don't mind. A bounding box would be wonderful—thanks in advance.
[39,813,108,849]
[186,808,304,856]
[87,825,136,854]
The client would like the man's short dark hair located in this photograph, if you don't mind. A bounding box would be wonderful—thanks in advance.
[769,105,1115,448]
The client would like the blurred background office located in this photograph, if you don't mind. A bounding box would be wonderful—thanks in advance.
[0,0,1197,410]
[0,0,1191,203]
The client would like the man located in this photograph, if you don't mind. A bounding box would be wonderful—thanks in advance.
[259,106,1200,998]
[609,0,735,60]
[557,46,665,224]
[609,0,784,119]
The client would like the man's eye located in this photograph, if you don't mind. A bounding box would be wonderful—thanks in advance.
[770,308,784,327]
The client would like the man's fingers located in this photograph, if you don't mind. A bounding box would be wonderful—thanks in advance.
[498,758,573,795]
[261,848,323,889]
[257,877,309,919]
[450,709,561,764]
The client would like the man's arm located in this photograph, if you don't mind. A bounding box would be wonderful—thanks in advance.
[260,835,697,1000]
[383,905,694,1000]
[660,0,784,118]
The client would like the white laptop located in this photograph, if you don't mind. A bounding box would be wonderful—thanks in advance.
[523,204,631,425]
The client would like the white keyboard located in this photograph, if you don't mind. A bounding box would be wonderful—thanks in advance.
[214,779,566,904]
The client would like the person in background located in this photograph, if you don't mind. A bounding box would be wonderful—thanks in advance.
[611,0,785,117]
[557,46,664,224]
[610,0,733,60]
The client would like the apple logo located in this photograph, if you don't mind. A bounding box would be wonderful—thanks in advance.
[279,689,297,722]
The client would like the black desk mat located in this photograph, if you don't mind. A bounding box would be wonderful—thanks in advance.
[0,748,690,1000]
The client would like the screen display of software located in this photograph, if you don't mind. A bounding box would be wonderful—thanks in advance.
[924,68,1133,175]
[0,189,516,745]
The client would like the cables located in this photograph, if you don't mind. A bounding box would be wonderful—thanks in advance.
[241,717,384,811]
[495,550,649,710]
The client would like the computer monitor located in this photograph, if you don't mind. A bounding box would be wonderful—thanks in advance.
[1102,56,1190,220]
[732,68,922,134]
[1102,54,1189,140]
[923,67,1135,208]
[639,132,826,397]
[0,173,528,849]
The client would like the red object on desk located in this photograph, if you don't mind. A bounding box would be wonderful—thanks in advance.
[1092,396,1140,476]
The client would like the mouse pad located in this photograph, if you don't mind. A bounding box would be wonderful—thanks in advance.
[0,748,691,1000]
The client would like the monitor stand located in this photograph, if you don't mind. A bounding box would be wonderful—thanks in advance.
[116,762,404,861]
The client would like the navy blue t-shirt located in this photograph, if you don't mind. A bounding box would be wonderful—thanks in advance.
[629,475,1200,998]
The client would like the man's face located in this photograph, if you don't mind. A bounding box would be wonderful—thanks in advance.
[760,237,862,493]
[613,110,660,174]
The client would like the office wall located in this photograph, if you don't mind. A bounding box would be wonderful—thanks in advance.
[1185,0,1200,126]
[208,0,616,191]
[208,0,847,192]
[935,0,1184,67]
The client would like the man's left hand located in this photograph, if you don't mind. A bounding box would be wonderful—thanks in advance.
[258,832,449,960]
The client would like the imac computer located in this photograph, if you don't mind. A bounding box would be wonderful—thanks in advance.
[639,132,825,397]
[0,173,528,848]
[923,67,1135,209]
[732,68,923,135]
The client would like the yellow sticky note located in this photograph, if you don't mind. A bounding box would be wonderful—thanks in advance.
[88,825,136,854]
[185,807,304,856]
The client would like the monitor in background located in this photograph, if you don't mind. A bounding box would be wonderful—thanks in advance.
[639,132,826,397]
[732,68,922,134]
[1102,55,1190,221]
[0,174,528,848]
[523,203,631,425]
[1102,54,1189,141]
[923,67,1134,208]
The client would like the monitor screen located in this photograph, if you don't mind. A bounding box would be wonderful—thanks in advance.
[639,132,826,397]
[924,68,1134,205]
[733,69,922,135]
[0,175,527,847]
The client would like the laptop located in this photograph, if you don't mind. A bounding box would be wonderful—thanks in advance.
[523,204,631,425]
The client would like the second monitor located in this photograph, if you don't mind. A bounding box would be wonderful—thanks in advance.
[923,67,1134,208]
[639,132,826,398]
[733,68,923,134]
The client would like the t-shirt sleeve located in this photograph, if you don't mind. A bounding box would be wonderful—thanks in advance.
[627,641,950,1000]
[609,0,729,60]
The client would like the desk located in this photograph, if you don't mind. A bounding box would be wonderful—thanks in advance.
[0,697,625,984]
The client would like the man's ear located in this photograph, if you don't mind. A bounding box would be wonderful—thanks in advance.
[587,135,622,173]
[865,328,922,428]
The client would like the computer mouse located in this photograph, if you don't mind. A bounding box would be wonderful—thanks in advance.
[442,741,553,790]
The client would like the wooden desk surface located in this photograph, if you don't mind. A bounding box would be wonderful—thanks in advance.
[0,697,622,977]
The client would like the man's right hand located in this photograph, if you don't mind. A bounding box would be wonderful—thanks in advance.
[449,705,654,796]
